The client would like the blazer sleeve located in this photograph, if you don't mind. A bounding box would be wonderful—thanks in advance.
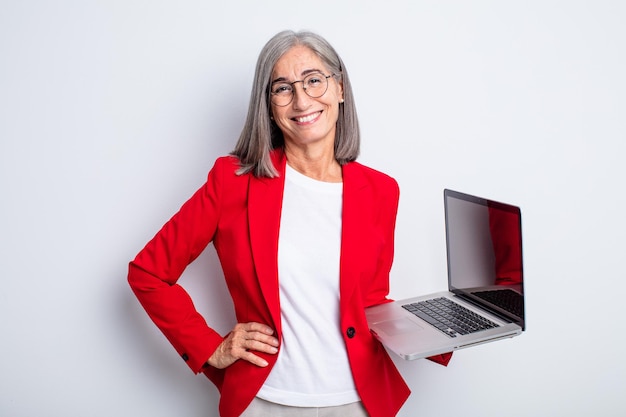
[367,174,453,367]
[128,157,230,375]
[363,175,400,308]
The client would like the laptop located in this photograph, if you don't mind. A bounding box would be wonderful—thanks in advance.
[366,189,525,360]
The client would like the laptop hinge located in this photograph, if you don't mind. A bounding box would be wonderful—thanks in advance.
[454,293,515,324]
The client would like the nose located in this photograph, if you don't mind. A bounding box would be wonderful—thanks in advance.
[291,82,311,109]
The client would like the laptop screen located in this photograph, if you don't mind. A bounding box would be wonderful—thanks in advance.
[444,189,525,330]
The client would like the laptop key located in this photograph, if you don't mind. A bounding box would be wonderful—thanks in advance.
[402,298,499,338]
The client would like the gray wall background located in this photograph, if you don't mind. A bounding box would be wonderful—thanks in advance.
[1,1,624,416]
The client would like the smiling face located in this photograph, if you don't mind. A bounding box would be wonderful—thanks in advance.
[270,45,344,154]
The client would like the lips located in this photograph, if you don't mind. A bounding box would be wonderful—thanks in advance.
[292,111,322,124]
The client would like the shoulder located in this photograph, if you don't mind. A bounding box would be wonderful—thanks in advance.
[203,155,250,192]
[212,154,241,171]
[212,149,286,179]
[209,155,246,179]
[344,161,399,195]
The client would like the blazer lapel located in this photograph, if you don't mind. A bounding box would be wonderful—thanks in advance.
[339,162,369,304]
[247,150,287,333]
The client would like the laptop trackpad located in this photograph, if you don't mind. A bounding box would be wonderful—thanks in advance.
[377,318,424,335]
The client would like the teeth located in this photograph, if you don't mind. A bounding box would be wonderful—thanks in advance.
[295,112,320,123]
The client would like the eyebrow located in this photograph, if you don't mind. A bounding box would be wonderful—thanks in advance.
[271,68,326,84]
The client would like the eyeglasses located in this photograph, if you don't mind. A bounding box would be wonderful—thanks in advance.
[270,72,335,107]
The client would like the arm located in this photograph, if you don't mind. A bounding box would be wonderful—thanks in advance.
[367,176,452,367]
[363,176,400,308]
[128,158,279,376]
[128,159,226,374]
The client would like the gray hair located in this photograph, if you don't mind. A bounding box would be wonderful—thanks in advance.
[231,30,360,177]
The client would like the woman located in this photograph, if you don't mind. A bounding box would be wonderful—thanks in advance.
[128,30,451,417]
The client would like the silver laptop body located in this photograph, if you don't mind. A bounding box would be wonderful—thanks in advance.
[366,189,525,360]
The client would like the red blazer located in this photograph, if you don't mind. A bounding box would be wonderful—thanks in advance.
[129,149,449,417]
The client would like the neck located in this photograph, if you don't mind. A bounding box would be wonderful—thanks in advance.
[284,144,342,183]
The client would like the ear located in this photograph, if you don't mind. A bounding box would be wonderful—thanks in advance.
[337,77,344,102]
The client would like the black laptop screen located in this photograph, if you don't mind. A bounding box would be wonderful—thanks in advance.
[444,189,525,330]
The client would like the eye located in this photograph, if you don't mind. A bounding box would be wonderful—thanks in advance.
[305,74,324,87]
[272,83,292,95]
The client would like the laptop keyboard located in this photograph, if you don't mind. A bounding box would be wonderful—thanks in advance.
[402,297,499,338]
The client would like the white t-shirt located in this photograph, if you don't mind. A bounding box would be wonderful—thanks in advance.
[257,164,360,407]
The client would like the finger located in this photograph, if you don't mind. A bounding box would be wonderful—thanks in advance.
[233,323,279,347]
[243,338,279,355]
[239,350,270,367]
[245,331,280,348]
[241,322,275,335]
[228,333,278,357]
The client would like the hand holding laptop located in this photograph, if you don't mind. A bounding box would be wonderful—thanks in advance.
[367,189,525,360]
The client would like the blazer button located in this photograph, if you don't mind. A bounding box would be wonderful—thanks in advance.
[346,327,356,338]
